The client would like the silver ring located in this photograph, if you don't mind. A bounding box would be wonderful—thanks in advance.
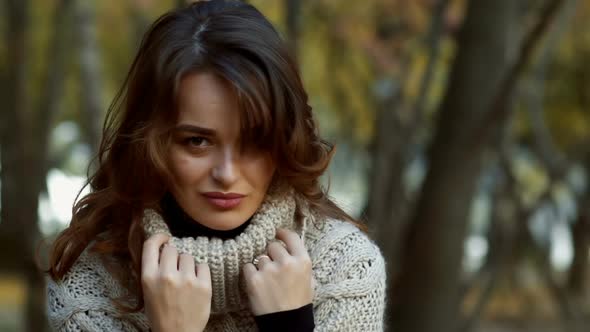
[252,254,270,267]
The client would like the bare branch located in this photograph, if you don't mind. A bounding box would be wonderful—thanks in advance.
[471,0,568,150]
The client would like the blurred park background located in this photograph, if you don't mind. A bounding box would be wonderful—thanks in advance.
[1,0,590,331]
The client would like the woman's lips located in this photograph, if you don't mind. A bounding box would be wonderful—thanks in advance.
[202,192,245,209]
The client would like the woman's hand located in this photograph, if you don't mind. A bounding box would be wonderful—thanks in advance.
[243,228,315,316]
[141,233,212,332]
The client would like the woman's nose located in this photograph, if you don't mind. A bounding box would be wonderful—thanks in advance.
[211,149,238,187]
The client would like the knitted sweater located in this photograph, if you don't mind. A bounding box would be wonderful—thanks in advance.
[46,189,387,331]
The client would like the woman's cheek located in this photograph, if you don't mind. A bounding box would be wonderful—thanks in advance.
[171,152,210,185]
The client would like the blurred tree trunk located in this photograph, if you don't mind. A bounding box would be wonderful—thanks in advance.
[550,0,590,298]
[413,0,450,125]
[0,0,74,331]
[367,76,405,269]
[569,151,590,295]
[525,0,575,176]
[569,193,590,293]
[76,0,103,162]
[390,0,568,329]
[1,0,31,271]
[284,0,301,60]
[518,0,588,299]
[459,178,517,332]
[366,2,450,311]
[389,0,515,331]
[1,1,41,331]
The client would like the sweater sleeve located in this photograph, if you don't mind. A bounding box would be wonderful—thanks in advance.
[46,250,149,332]
[254,303,315,331]
[309,221,387,332]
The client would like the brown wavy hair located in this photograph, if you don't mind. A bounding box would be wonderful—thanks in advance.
[46,0,364,313]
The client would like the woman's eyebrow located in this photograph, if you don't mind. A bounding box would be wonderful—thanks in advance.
[173,124,217,136]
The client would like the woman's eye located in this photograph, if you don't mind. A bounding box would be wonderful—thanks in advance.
[184,136,209,147]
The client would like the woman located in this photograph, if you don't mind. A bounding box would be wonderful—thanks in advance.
[45,1,386,331]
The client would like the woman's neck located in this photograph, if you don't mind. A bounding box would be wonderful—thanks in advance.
[160,192,251,239]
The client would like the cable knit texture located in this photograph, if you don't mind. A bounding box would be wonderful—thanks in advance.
[46,188,387,331]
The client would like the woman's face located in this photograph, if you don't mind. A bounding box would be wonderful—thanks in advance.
[166,71,276,230]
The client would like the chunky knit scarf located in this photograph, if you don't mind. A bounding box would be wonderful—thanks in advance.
[46,187,387,332]
[142,186,304,315]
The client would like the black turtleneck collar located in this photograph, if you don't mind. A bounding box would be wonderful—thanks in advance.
[160,192,251,240]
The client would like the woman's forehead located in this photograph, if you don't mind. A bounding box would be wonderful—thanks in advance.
[175,72,241,136]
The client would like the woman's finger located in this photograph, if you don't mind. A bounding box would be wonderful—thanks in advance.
[160,243,179,272]
[178,253,195,276]
[267,241,289,262]
[142,233,170,275]
[254,255,272,270]
[275,228,307,257]
[195,263,212,286]
[243,263,258,280]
